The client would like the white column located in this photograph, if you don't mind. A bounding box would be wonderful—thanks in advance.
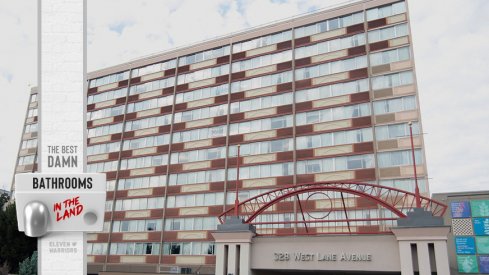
[434,241,451,275]
[417,242,431,275]
[399,241,414,275]
[239,243,252,275]
[215,243,226,275]
[38,0,86,274]
[227,244,237,275]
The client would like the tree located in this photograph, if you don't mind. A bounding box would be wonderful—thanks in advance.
[18,251,37,275]
[0,197,37,274]
[0,193,9,209]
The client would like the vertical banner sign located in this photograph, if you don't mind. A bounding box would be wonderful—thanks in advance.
[471,200,489,217]
[455,237,476,255]
[39,0,87,274]
[473,218,489,236]
[479,256,489,273]
[457,255,479,273]
[451,201,472,218]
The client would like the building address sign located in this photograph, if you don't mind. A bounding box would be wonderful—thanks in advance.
[274,252,372,262]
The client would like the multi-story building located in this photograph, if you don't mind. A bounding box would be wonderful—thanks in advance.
[11,87,39,192]
[12,0,430,273]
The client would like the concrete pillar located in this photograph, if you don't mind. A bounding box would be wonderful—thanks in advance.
[215,243,226,275]
[240,243,251,275]
[212,217,256,275]
[393,208,451,275]
[227,244,237,275]
[417,242,431,275]
[392,226,451,275]
[434,241,451,275]
[398,241,414,275]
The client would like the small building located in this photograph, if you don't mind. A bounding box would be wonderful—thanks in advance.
[433,191,489,275]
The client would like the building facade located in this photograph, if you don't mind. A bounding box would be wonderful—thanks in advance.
[433,191,489,275]
[11,87,39,188]
[12,0,431,274]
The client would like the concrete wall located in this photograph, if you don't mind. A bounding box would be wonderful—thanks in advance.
[250,234,401,272]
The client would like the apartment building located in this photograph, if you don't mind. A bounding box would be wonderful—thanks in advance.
[12,0,429,273]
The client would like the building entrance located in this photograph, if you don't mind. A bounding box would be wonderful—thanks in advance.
[212,182,451,275]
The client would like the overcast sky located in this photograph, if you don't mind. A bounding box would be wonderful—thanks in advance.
[0,0,488,194]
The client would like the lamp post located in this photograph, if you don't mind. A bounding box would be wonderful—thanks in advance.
[408,121,421,208]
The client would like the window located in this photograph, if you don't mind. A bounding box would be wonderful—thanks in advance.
[172,125,227,143]
[114,197,164,211]
[110,242,160,255]
[229,115,293,135]
[231,71,292,93]
[112,219,163,232]
[370,46,410,66]
[377,149,423,168]
[179,45,230,66]
[296,128,373,149]
[163,242,215,255]
[227,162,294,180]
[126,95,174,113]
[24,123,38,133]
[27,108,38,118]
[177,64,229,85]
[87,87,127,104]
[87,141,120,155]
[87,123,123,138]
[230,92,293,114]
[295,56,367,81]
[132,59,177,77]
[232,30,292,53]
[175,84,228,103]
[379,177,428,193]
[173,104,227,123]
[373,95,416,115]
[125,114,172,131]
[122,134,170,150]
[296,79,369,103]
[367,23,408,43]
[170,146,226,164]
[296,103,370,126]
[297,154,374,174]
[18,155,36,166]
[87,105,125,121]
[21,139,38,150]
[165,217,218,231]
[295,33,366,59]
[118,175,167,190]
[166,192,224,208]
[367,1,406,21]
[169,169,226,186]
[226,189,273,204]
[87,160,118,173]
[375,122,420,140]
[229,138,293,157]
[295,12,364,38]
[87,243,108,255]
[232,50,292,72]
[89,71,130,88]
[129,77,175,95]
[119,154,168,170]
[371,71,413,90]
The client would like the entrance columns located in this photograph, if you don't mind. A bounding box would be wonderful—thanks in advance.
[212,217,256,275]
[392,208,451,275]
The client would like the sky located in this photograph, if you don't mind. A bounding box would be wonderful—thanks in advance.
[0,0,488,194]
